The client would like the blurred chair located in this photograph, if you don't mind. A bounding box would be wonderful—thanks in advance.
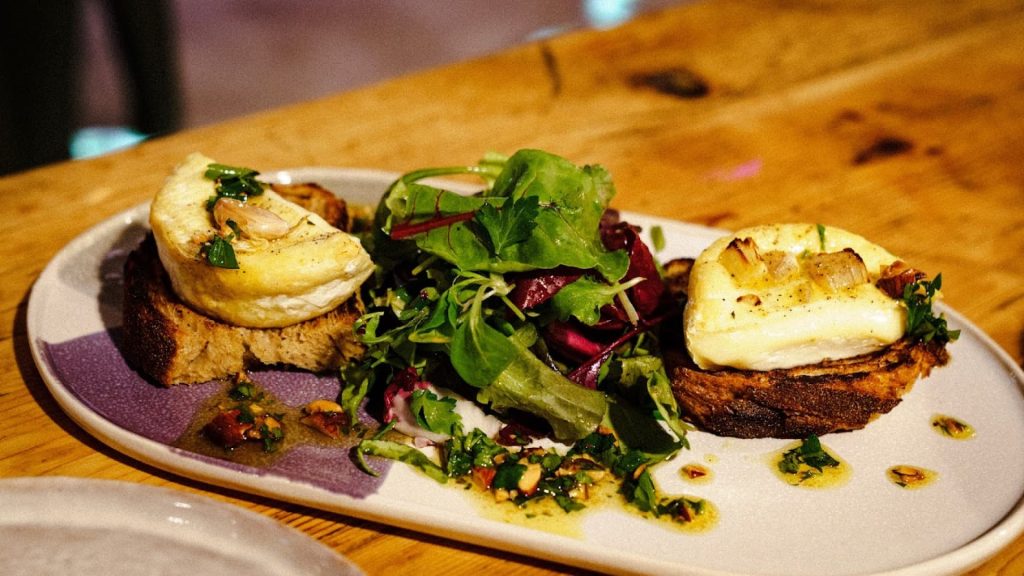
[0,1,182,176]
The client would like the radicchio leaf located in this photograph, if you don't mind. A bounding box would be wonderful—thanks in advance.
[543,321,608,363]
[496,421,542,446]
[382,368,450,444]
[507,267,584,310]
[568,350,613,389]
[600,221,665,318]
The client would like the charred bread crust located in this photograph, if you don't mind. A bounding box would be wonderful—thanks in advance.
[664,338,948,438]
[661,257,950,438]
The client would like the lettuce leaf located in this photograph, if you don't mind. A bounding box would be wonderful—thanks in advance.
[468,325,608,442]
[382,149,629,281]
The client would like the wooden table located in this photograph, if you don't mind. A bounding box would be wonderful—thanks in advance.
[2,0,1022,573]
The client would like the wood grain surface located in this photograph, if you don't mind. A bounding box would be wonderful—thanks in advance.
[1,1,1022,574]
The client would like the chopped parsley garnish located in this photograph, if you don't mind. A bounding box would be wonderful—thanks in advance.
[200,233,239,269]
[198,162,264,267]
[816,223,827,251]
[443,428,506,477]
[357,429,706,523]
[650,225,666,253]
[901,274,960,344]
[204,163,265,208]
[491,461,527,491]
[778,434,839,479]
[259,423,285,453]
[229,380,256,401]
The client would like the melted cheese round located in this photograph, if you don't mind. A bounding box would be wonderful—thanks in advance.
[683,223,906,371]
[149,152,373,328]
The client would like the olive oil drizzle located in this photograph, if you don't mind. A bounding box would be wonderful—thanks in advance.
[772,435,851,488]
[887,465,937,489]
[173,379,358,467]
[931,414,974,439]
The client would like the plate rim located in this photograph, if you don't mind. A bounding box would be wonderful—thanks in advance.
[0,475,363,575]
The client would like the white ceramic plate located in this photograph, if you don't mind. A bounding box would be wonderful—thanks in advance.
[0,476,362,576]
[27,168,1024,576]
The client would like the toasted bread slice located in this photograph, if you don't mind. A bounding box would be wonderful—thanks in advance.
[122,235,365,386]
[662,258,949,438]
[121,182,366,386]
[664,338,948,438]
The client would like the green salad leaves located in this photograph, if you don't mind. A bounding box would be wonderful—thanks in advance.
[342,149,687,450]
[379,149,629,280]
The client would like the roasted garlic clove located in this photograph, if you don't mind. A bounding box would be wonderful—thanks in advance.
[805,248,869,292]
[213,197,290,239]
[762,249,799,280]
[718,236,767,284]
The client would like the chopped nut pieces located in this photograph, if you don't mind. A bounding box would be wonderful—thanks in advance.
[876,260,927,299]
[201,374,285,452]
[301,399,347,439]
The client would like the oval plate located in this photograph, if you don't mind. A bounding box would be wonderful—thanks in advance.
[28,167,1024,576]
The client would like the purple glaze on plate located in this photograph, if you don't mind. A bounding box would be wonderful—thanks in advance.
[41,329,388,498]
[43,330,217,444]
[169,444,384,498]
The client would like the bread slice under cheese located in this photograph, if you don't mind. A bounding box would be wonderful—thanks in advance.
[664,333,948,438]
[123,182,366,386]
